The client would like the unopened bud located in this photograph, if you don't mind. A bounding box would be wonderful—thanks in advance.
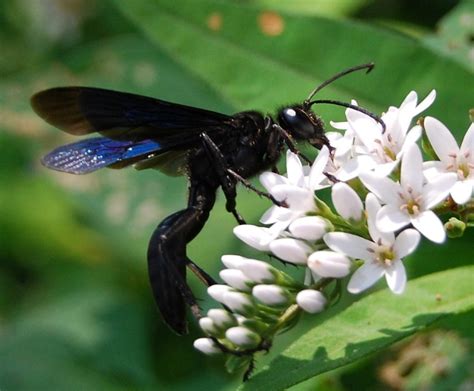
[207,284,234,303]
[222,291,256,316]
[193,338,221,355]
[308,251,351,278]
[269,238,312,265]
[199,317,220,337]
[219,268,253,291]
[296,289,327,313]
[445,217,466,238]
[207,309,237,329]
[289,216,329,241]
[225,326,261,349]
[252,284,291,307]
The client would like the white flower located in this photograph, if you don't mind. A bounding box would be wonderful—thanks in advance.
[259,148,331,234]
[307,250,351,278]
[207,284,234,302]
[328,91,436,178]
[193,338,221,355]
[324,193,421,294]
[296,289,327,313]
[360,143,457,243]
[331,182,364,221]
[423,116,474,204]
[252,284,290,306]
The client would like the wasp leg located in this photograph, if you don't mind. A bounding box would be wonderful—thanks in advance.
[227,169,287,208]
[147,182,216,335]
[272,123,313,164]
[200,132,246,225]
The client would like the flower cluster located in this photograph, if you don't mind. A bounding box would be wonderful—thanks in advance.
[194,90,474,377]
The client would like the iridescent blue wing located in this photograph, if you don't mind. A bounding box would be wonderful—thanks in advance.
[42,137,169,174]
[31,87,232,141]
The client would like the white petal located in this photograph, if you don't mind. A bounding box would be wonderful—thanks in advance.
[309,146,330,189]
[400,125,422,154]
[307,250,351,278]
[371,161,399,177]
[460,122,474,156]
[376,205,410,232]
[288,216,328,241]
[286,150,305,186]
[296,289,327,313]
[366,193,395,244]
[272,184,315,212]
[233,225,275,251]
[269,238,312,265]
[347,262,385,294]
[260,205,292,224]
[323,232,373,260]
[423,172,457,209]
[401,143,423,194]
[359,172,402,205]
[410,210,446,243]
[331,182,364,221]
[259,171,287,192]
[424,116,460,162]
[393,229,420,258]
[413,89,436,116]
[385,260,407,294]
[450,180,473,205]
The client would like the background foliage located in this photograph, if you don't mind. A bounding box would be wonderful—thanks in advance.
[0,0,472,390]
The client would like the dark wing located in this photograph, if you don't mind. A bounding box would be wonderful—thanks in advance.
[31,87,232,141]
[42,137,170,174]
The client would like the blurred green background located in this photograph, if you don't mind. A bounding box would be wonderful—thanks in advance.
[0,1,472,390]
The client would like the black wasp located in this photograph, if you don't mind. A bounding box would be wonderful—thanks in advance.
[32,63,384,335]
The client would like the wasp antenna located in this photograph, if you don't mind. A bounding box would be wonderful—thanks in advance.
[305,63,375,105]
[309,99,386,133]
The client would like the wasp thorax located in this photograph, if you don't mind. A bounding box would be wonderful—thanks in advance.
[278,105,324,140]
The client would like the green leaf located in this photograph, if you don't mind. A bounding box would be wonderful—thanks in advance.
[240,266,474,390]
[249,0,371,17]
[112,0,473,133]
[423,1,474,73]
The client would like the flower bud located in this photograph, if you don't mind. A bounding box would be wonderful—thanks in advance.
[199,317,220,337]
[445,217,466,238]
[207,309,237,329]
[296,289,327,313]
[193,338,221,355]
[207,284,234,303]
[252,284,290,306]
[233,225,275,251]
[269,238,312,265]
[225,326,261,349]
[237,259,277,283]
[289,216,329,241]
[222,291,256,316]
[308,251,351,278]
[219,269,253,291]
[221,254,247,269]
